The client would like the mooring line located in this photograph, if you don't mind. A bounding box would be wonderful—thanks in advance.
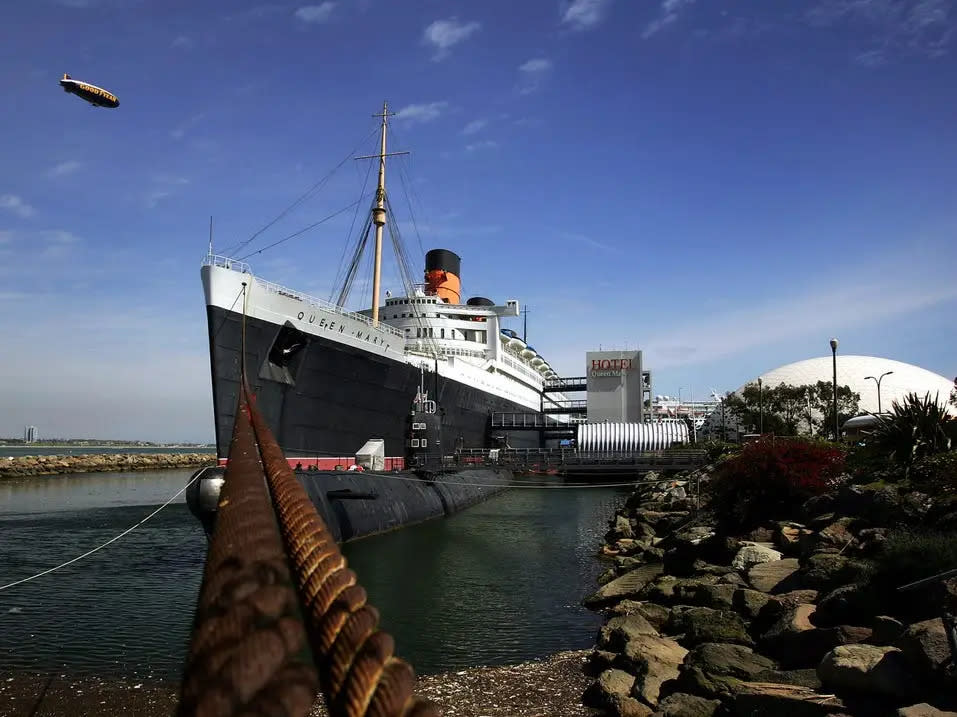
[0,472,201,592]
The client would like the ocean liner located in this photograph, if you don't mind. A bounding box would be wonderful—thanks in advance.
[201,103,567,468]
[190,103,569,541]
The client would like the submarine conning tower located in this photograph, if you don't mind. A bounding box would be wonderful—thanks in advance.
[424,249,461,304]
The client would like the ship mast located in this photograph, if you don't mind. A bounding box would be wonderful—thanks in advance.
[355,102,408,326]
[370,102,389,327]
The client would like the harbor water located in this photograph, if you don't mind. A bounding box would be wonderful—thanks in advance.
[0,469,625,682]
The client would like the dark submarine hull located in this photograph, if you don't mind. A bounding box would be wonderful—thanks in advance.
[187,465,512,544]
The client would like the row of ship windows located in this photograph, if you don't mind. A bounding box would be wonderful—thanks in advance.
[387,298,439,306]
[406,327,487,342]
[409,438,428,448]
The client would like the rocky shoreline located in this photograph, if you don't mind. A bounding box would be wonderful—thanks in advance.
[580,466,957,717]
[0,452,216,478]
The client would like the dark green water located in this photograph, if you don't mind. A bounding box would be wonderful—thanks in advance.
[0,470,623,681]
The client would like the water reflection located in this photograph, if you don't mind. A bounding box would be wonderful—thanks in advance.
[0,471,625,680]
[0,470,192,515]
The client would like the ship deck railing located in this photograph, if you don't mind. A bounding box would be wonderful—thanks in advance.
[205,253,404,338]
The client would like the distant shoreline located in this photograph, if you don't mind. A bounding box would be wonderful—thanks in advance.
[0,444,213,449]
[0,452,216,479]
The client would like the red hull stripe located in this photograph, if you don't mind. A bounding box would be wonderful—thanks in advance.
[216,456,406,471]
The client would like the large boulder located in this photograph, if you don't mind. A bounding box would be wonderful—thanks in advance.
[584,564,665,608]
[732,588,773,621]
[733,681,848,715]
[731,544,783,571]
[599,614,660,651]
[584,668,652,716]
[800,553,872,593]
[615,634,688,706]
[760,603,871,668]
[640,574,721,605]
[610,600,673,631]
[893,618,953,677]
[818,644,918,700]
[747,558,802,593]
[871,616,906,645]
[669,642,779,698]
[812,583,881,627]
[813,518,859,553]
[897,704,957,717]
[775,522,814,557]
[691,584,736,610]
[668,607,754,648]
[651,692,721,717]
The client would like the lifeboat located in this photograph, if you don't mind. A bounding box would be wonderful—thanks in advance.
[531,356,545,368]
[507,336,526,351]
[521,344,536,360]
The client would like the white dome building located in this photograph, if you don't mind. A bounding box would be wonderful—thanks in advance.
[702,355,955,439]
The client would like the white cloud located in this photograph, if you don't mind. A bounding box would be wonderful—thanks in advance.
[170,112,207,140]
[423,18,481,59]
[808,0,955,63]
[561,0,613,30]
[520,58,552,73]
[462,118,488,135]
[0,194,36,218]
[644,252,957,369]
[171,34,193,48]
[47,160,82,178]
[395,101,449,124]
[465,140,499,152]
[518,58,553,94]
[294,3,335,24]
[642,0,696,39]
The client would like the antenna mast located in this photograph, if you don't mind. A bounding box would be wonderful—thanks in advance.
[355,101,408,327]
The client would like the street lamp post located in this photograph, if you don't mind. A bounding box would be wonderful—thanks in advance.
[864,371,894,415]
[757,377,764,434]
[829,338,839,441]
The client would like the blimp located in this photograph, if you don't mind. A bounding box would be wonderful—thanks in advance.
[59,73,119,108]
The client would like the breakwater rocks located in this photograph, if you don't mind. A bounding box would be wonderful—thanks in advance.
[581,469,957,717]
[0,453,216,478]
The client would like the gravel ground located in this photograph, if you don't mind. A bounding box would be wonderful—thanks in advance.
[1,650,599,717]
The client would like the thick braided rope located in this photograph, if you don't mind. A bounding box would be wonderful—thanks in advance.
[247,389,441,717]
[177,393,320,717]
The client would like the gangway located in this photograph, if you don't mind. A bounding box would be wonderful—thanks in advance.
[543,376,587,393]
[542,399,587,415]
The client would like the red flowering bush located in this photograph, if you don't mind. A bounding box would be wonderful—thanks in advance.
[709,437,847,531]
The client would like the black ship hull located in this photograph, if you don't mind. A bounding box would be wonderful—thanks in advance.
[206,306,544,460]
[186,464,513,544]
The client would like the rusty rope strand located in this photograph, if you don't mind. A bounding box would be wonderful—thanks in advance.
[177,390,320,717]
[245,386,441,717]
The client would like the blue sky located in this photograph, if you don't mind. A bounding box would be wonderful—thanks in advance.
[1,0,956,441]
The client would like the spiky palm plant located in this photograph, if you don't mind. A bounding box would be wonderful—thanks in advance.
[871,392,956,467]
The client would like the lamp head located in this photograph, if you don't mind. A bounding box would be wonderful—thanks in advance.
[829,338,838,351]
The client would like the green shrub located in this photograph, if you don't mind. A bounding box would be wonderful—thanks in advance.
[869,392,956,468]
[910,450,957,492]
[708,436,846,532]
[863,528,957,620]
[699,440,741,464]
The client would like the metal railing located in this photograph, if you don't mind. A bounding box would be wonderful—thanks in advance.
[205,253,405,339]
[204,252,251,274]
[542,399,587,413]
[500,354,545,384]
